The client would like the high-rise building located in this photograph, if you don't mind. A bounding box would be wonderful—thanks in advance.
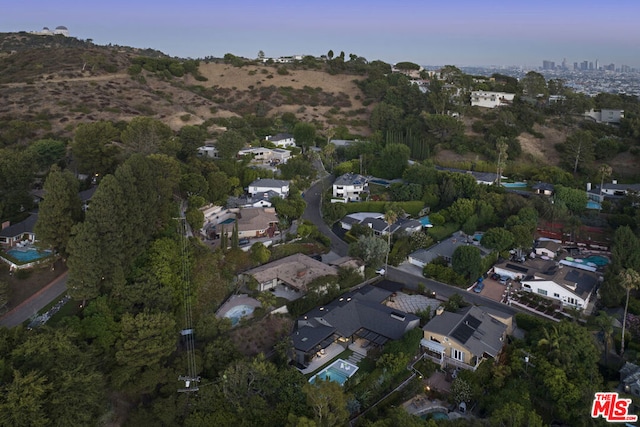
[542,60,555,70]
[595,59,599,70]
[589,62,594,70]
[581,61,589,70]
[573,62,578,70]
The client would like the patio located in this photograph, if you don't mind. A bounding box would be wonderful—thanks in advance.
[298,342,347,375]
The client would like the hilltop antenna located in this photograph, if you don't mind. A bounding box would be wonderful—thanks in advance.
[177,216,200,393]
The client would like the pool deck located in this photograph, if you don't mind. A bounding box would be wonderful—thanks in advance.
[298,342,346,375]
[216,294,261,318]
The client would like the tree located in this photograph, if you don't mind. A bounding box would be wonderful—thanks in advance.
[619,268,640,356]
[349,235,388,269]
[519,71,548,98]
[595,310,615,364]
[178,125,207,160]
[597,164,612,212]
[0,370,52,427]
[250,242,271,264]
[451,245,483,281]
[422,113,464,142]
[450,377,472,404]
[554,185,587,215]
[216,130,246,159]
[375,143,410,179]
[120,117,173,157]
[71,121,120,176]
[560,130,595,174]
[25,139,66,171]
[482,227,515,252]
[293,122,316,153]
[34,166,82,255]
[496,137,508,185]
[490,402,544,427]
[303,379,349,427]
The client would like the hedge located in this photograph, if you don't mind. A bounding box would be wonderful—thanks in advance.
[343,201,424,217]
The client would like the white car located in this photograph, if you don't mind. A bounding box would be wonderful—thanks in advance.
[375,268,386,275]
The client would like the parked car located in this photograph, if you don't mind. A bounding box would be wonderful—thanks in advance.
[375,268,386,275]
[499,276,509,285]
[490,272,500,280]
[239,238,250,246]
[474,282,484,293]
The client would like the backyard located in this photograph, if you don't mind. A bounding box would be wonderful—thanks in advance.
[0,257,66,314]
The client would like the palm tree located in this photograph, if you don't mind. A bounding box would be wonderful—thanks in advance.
[619,268,640,357]
[595,310,615,364]
[537,325,561,362]
[383,207,402,275]
[598,164,612,213]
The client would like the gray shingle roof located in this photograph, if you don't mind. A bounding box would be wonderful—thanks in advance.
[423,306,507,358]
[0,213,38,238]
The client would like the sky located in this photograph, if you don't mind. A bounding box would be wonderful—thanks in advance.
[3,0,640,68]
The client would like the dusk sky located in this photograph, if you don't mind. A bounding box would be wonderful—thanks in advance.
[3,0,640,68]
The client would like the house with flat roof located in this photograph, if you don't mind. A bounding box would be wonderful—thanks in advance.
[265,133,296,148]
[470,91,515,108]
[248,179,290,198]
[421,305,509,371]
[493,258,600,310]
[435,166,500,186]
[532,182,554,196]
[240,253,338,292]
[587,180,640,203]
[291,285,419,368]
[584,109,624,124]
[332,173,368,203]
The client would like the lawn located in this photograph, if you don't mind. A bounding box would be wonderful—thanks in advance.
[0,258,67,312]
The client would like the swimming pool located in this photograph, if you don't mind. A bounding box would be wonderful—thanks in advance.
[224,304,255,325]
[581,255,609,266]
[309,359,359,386]
[502,182,527,188]
[586,200,601,210]
[5,247,52,262]
[419,216,433,228]
[219,218,236,225]
[421,411,449,421]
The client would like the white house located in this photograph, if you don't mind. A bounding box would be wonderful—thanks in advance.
[494,258,600,310]
[238,147,274,163]
[470,91,515,108]
[248,179,290,198]
[197,145,219,158]
[265,133,296,148]
[584,109,624,124]
[332,173,368,203]
[271,148,291,164]
[534,240,562,259]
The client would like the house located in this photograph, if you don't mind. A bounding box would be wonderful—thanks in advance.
[532,182,554,196]
[328,256,365,277]
[587,181,640,203]
[493,258,600,310]
[584,109,624,124]
[470,91,515,108]
[196,145,220,159]
[408,231,492,269]
[421,306,508,371]
[248,179,290,198]
[435,166,500,186]
[620,362,640,397]
[0,213,38,248]
[332,173,368,203]
[237,147,275,163]
[329,139,357,148]
[291,285,419,368]
[227,191,279,208]
[265,133,296,148]
[534,240,562,259]
[240,253,338,292]
[271,148,292,164]
[234,207,279,239]
[340,213,422,237]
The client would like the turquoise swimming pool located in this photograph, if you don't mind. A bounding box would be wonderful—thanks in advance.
[586,200,601,210]
[6,247,52,262]
[502,182,527,188]
[309,359,358,386]
[224,304,255,325]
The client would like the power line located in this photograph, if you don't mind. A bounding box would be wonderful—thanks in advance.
[177,216,200,393]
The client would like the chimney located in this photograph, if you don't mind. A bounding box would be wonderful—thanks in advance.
[612,179,617,185]
[1,221,9,230]
[586,182,591,191]
[436,306,445,316]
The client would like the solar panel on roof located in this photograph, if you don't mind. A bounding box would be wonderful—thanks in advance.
[506,263,528,273]
[465,315,482,329]
[451,323,474,344]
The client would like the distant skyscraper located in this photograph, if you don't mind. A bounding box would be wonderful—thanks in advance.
[562,58,567,70]
[581,61,589,70]
[595,59,599,70]
[573,62,578,70]
[542,60,555,70]
[589,62,594,70]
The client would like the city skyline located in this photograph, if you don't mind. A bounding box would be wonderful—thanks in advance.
[2,0,640,68]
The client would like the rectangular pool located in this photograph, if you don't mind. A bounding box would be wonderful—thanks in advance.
[309,359,358,386]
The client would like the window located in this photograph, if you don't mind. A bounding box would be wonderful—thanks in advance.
[538,289,548,296]
[553,293,560,298]
[452,348,465,362]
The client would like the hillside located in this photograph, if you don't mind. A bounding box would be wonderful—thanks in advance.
[0,33,370,140]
